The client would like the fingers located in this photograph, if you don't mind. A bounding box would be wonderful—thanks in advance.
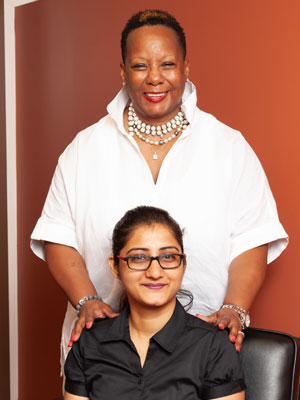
[68,316,85,346]
[68,300,119,347]
[235,330,245,352]
[195,312,218,325]
[197,309,245,352]
[217,309,245,351]
[195,313,210,323]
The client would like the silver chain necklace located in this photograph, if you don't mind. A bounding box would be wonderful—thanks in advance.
[127,103,189,160]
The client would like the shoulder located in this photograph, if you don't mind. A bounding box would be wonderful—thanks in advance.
[73,114,116,146]
[184,315,241,366]
[79,316,117,345]
[184,313,237,348]
[195,108,246,145]
[57,114,118,163]
[183,313,228,345]
[87,315,116,334]
[185,312,219,332]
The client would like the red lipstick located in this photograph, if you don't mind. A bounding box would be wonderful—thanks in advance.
[143,92,168,103]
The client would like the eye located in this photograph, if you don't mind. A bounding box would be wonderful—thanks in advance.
[129,254,149,263]
[160,253,178,262]
[162,61,175,68]
[132,63,147,70]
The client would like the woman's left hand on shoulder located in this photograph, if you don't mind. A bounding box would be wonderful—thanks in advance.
[195,308,244,352]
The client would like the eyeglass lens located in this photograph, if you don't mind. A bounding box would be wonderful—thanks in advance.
[128,254,182,270]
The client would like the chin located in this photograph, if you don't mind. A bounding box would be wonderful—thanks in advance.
[140,295,175,309]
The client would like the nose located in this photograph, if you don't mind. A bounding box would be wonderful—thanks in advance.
[145,258,164,279]
[146,66,163,86]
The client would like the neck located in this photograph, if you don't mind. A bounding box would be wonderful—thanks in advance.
[128,298,176,339]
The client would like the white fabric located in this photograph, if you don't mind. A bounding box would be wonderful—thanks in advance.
[31,81,288,368]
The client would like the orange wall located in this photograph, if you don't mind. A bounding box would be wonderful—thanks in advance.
[16,0,300,398]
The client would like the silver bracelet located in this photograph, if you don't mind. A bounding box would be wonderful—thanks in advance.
[75,294,103,316]
[220,304,250,329]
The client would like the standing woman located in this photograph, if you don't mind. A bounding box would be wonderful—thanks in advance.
[31,10,288,374]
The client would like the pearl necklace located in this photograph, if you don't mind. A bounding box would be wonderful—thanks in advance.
[127,103,189,159]
[128,103,188,140]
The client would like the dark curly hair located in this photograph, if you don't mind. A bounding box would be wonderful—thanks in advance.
[121,9,186,62]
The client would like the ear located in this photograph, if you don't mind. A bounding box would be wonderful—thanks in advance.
[120,62,126,86]
[182,254,187,274]
[109,256,121,280]
[184,58,190,81]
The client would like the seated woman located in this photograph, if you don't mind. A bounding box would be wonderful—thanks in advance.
[64,206,246,400]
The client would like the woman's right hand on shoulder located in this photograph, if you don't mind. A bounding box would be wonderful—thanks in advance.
[68,299,119,347]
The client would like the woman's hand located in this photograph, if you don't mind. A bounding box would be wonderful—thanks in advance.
[68,299,119,346]
[196,308,244,352]
[196,245,268,352]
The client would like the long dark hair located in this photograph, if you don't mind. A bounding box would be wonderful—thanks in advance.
[112,206,193,311]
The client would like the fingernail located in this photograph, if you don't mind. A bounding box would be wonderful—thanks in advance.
[236,346,240,352]
[67,341,73,347]
[231,336,236,343]
[219,324,225,330]
[72,335,78,342]
[195,314,200,317]
[86,322,92,329]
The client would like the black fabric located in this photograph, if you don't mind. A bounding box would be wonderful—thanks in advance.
[65,301,245,399]
[240,328,297,400]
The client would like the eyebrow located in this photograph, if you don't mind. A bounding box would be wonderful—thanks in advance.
[126,246,180,255]
[129,55,177,63]
[126,247,149,255]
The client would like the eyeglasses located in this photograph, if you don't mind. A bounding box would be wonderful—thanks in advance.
[117,253,185,271]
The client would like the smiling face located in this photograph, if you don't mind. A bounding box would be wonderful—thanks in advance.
[121,25,189,125]
[110,223,185,311]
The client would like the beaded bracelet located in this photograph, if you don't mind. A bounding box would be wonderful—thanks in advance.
[76,295,103,316]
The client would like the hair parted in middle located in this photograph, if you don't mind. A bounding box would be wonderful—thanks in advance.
[112,205,184,265]
[121,9,186,62]
[111,205,193,311]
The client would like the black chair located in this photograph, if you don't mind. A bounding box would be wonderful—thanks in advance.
[240,327,298,400]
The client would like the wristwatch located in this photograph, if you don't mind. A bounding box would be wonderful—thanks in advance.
[220,304,250,330]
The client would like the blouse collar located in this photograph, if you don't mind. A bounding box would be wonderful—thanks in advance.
[100,300,187,354]
[106,80,198,135]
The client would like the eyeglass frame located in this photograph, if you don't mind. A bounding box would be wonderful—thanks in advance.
[117,253,186,271]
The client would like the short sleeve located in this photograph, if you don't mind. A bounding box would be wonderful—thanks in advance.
[64,341,89,397]
[230,136,288,264]
[30,138,80,260]
[202,331,246,399]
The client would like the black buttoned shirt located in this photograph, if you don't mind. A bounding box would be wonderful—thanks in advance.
[65,301,246,399]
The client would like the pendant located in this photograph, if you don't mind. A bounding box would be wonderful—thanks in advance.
[152,152,158,160]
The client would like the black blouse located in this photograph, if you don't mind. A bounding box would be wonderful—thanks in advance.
[65,301,246,399]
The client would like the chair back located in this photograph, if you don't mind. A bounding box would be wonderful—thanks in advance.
[240,328,297,400]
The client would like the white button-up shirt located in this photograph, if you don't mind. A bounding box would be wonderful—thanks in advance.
[31,81,288,367]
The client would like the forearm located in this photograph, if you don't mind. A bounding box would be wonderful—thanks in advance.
[44,242,97,307]
[214,391,244,400]
[224,244,268,310]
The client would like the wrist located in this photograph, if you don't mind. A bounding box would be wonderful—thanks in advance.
[220,303,250,329]
[75,294,103,316]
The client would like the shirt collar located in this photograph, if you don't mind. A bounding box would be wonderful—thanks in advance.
[100,300,188,354]
[152,300,187,353]
[106,80,198,133]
